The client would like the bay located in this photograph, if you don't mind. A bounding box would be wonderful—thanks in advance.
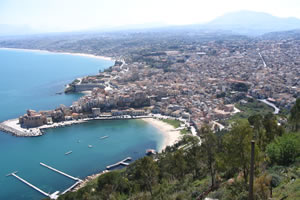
[0,49,163,200]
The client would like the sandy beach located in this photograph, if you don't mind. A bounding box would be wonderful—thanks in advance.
[0,47,114,61]
[141,118,182,152]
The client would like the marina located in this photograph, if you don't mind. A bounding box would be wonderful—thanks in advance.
[7,172,59,199]
[40,162,82,182]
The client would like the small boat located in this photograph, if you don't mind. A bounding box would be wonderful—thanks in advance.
[146,149,156,155]
[77,140,81,143]
[100,135,109,140]
[88,145,93,148]
[65,151,72,155]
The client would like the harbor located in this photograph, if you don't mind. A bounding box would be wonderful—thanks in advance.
[7,163,85,199]
[0,115,153,137]
[7,172,59,199]
[6,158,134,199]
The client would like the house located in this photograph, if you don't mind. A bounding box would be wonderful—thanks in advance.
[19,110,46,128]
[92,108,101,117]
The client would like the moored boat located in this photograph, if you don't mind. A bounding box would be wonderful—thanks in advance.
[65,151,72,155]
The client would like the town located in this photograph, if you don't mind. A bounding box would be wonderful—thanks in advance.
[6,30,298,133]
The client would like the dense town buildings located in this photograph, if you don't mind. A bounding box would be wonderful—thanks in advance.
[3,31,299,129]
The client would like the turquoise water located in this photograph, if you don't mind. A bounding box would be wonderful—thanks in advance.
[0,49,163,200]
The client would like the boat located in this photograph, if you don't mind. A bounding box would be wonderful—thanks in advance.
[146,149,156,155]
[88,145,93,148]
[65,151,72,155]
[100,135,109,140]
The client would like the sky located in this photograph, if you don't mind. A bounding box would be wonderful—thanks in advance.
[0,0,300,33]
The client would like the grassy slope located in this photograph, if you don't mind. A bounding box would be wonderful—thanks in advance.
[160,119,191,135]
[228,99,274,123]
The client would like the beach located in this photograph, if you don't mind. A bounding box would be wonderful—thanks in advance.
[141,118,182,152]
[0,47,113,61]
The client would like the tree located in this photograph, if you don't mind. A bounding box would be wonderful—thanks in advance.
[248,114,266,150]
[220,121,258,184]
[263,113,284,143]
[200,125,218,188]
[131,156,159,196]
[266,133,300,165]
[185,145,206,180]
[170,150,188,180]
[97,171,130,198]
[289,98,300,131]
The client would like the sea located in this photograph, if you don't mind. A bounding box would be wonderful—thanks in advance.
[0,48,163,200]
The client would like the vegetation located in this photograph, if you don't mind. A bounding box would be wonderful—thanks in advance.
[180,127,191,135]
[57,99,300,200]
[290,98,300,131]
[160,119,181,128]
[231,82,249,92]
[228,99,274,123]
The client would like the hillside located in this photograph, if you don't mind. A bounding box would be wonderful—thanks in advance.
[56,99,300,200]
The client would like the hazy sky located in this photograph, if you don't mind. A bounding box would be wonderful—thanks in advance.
[0,0,300,32]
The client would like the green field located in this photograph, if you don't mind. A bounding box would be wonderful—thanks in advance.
[160,118,181,128]
[228,99,274,123]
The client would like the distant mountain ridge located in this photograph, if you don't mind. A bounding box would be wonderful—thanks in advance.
[1,10,300,37]
[202,10,300,35]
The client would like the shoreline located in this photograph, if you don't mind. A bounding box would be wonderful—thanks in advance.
[0,116,187,195]
[72,117,183,192]
[141,118,182,152]
[0,47,114,61]
[73,170,110,192]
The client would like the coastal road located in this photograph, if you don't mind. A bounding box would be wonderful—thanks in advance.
[258,99,280,114]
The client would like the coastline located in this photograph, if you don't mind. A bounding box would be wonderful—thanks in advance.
[72,117,182,192]
[141,118,182,152]
[0,48,185,198]
[0,47,114,61]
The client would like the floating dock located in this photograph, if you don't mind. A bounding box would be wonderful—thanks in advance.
[40,162,82,181]
[40,162,83,195]
[106,157,132,170]
[7,172,59,199]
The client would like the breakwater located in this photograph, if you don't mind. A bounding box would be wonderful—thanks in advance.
[0,121,42,137]
[0,115,152,137]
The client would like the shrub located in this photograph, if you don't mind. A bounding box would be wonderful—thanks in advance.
[266,133,300,165]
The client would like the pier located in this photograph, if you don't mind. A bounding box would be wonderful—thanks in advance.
[106,157,132,169]
[40,162,82,181]
[61,181,82,195]
[8,172,59,199]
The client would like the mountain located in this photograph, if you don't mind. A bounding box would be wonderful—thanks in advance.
[202,10,300,36]
[2,11,300,37]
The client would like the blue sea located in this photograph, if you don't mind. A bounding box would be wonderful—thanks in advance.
[0,49,163,200]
